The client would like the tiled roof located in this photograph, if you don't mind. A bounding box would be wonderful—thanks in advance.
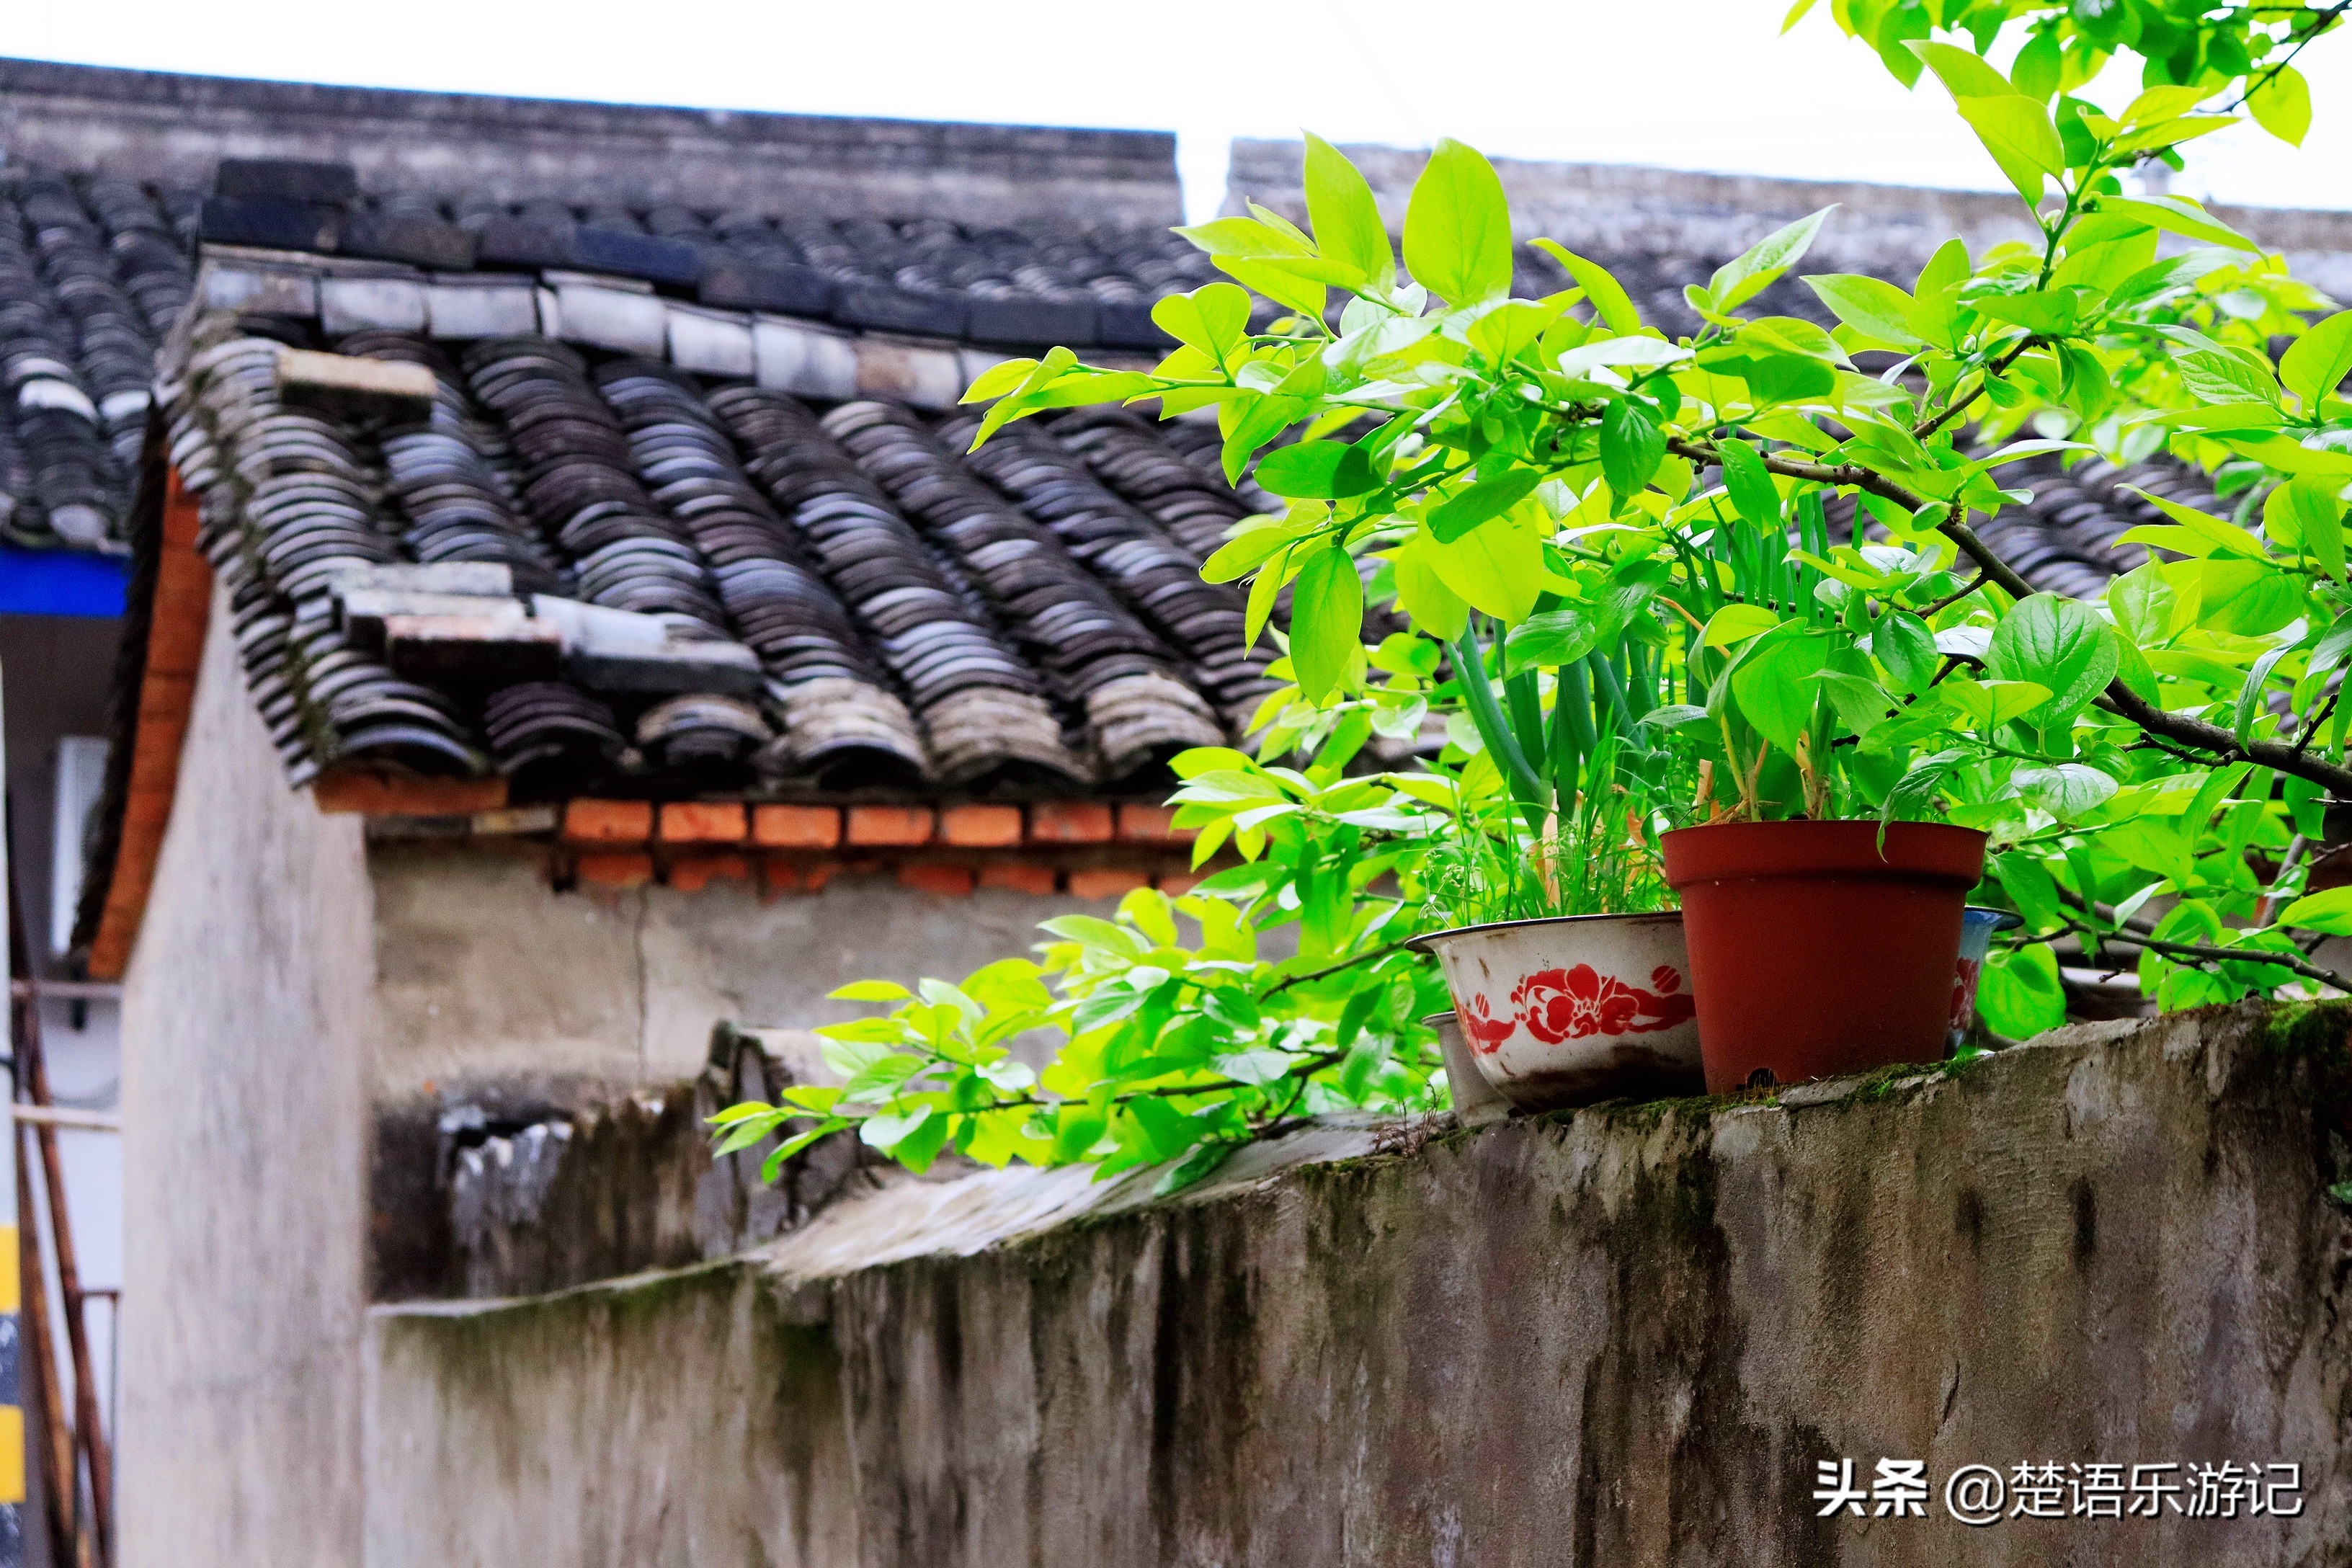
[0,151,1232,555]
[160,305,1264,798]
[202,169,1221,350]
[55,144,2234,801]
[0,168,196,549]
[0,140,2224,570]
[52,133,2274,985]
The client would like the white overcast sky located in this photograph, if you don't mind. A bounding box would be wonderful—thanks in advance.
[8,0,2352,222]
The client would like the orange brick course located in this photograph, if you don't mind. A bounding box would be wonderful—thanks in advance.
[979,860,1061,896]
[88,467,213,979]
[1154,870,1208,896]
[846,804,935,846]
[938,803,1023,847]
[575,850,655,888]
[666,852,750,892]
[315,770,511,816]
[1115,803,1192,842]
[1067,867,1149,901]
[564,798,654,843]
[896,861,977,897]
[752,803,842,848]
[659,801,749,843]
[1028,801,1113,843]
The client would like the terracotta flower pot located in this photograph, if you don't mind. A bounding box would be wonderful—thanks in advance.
[1661,820,1988,1093]
[1408,914,1704,1113]
[1421,1012,1511,1126]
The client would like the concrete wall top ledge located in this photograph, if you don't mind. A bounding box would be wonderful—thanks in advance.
[361,1000,2352,1568]
[373,999,2343,1327]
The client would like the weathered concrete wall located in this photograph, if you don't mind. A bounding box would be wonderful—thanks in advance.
[368,1004,2352,1567]
[380,1028,873,1302]
[366,840,1091,1099]
[368,1262,858,1568]
[120,592,378,1567]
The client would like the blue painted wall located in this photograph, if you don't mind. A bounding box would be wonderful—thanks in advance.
[0,549,128,620]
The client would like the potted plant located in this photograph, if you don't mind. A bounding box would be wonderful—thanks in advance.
[1407,618,1704,1111]
[969,123,2240,1093]
[729,7,2352,1190]
[1644,467,2000,1090]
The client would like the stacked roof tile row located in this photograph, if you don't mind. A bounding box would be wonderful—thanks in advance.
[0,170,195,549]
[158,280,1269,798]
[200,156,1221,351]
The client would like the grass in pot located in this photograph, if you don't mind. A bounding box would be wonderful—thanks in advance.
[1407,622,1703,1113]
[1654,475,1997,1093]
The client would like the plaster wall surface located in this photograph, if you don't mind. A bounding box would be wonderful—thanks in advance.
[117,594,376,1568]
[368,1004,2352,1568]
[367,843,1091,1102]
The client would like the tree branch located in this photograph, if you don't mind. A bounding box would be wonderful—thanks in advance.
[1255,938,1417,999]
[1912,338,2038,442]
[2228,1,2351,110]
[1667,435,2352,797]
[2046,919,2349,994]
[1912,571,1990,619]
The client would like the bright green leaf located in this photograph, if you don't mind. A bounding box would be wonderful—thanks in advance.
[2175,349,2281,409]
[1202,522,1296,585]
[1303,133,1394,290]
[1956,94,2064,207]
[1730,628,1830,751]
[1871,610,1939,694]
[1257,440,1380,499]
[1288,544,1364,701]
[1709,208,1835,314]
[2280,885,2352,935]
[1505,605,1604,673]
[2267,475,2346,580]
[1909,39,2015,99]
[1426,518,1543,624]
[1174,216,1311,261]
[1984,592,2118,724]
[1715,440,1783,529]
[1402,138,1514,306]
[1702,602,1786,648]
[1803,273,1924,348]
[1391,534,1470,641]
[1977,943,2066,1038]
[1600,400,1665,496]
[829,979,914,1003]
[1150,284,1254,367]
[2282,310,2352,411]
[1429,470,1542,543]
[1531,240,1641,335]
[1556,334,1691,380]
[1938,677,2048,732]
[2093,195,2260,252]
[2249,64,2312,148]
[1813,668,1894,736]
[2015,763,2119,819]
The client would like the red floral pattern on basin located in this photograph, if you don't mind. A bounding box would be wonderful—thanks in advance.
[1458,964,1696,1052]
